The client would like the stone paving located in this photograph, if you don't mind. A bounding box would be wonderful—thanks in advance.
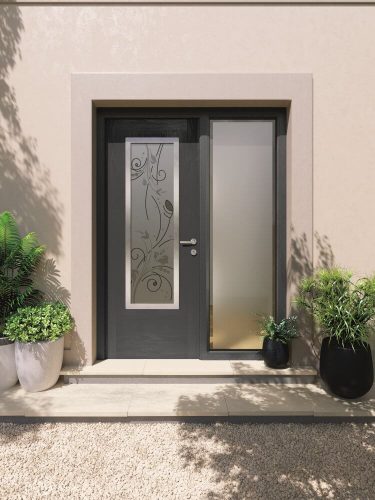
[0,381,374,419]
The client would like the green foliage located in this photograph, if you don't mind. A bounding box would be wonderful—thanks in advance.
[296,268,375,346]
[0,211,45,333]
[3,302,74,343]
[260,316,298,344]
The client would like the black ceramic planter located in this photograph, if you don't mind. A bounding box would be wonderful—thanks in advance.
[262,338,289,369]
[320,337,374,399]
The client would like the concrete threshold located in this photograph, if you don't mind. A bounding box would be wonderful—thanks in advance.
[61,359,317,380]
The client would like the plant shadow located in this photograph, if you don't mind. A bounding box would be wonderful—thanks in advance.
[289,228,336,367]
[176,383,375,499]
[0,5,80,430]
[0,6,63,257]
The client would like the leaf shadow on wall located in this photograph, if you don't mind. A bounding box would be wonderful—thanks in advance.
[0,6,62,256]
[288,228,335,366]
[0,7,86,365]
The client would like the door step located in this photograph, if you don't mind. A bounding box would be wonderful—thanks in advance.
[61,360,317,385]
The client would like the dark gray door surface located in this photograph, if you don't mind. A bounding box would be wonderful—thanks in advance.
[105,118,200,358]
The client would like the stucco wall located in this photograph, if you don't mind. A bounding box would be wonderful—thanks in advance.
[1,4,375,364]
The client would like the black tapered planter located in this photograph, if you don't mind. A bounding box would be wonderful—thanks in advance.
[320,337,374,399]
[262,338,289,369]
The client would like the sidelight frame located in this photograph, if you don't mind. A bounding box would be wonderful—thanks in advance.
[198,108,286,359]
[96,107,286,360]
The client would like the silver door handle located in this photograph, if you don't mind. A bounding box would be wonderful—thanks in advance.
[179,238,197,246]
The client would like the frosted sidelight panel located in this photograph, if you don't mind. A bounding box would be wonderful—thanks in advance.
[210,121,274,349]
[125,138,179,309]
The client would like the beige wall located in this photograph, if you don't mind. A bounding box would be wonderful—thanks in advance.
[1,4,375,364]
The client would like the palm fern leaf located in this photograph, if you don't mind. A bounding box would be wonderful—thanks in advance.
[0,211,45,331]
[0,212,21,262]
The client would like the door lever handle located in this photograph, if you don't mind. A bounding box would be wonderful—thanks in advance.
[179,238,197,246]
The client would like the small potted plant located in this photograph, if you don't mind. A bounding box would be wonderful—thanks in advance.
[260,316,298,369]
[0,211,45,392]
[3,302,74,392]
[297,268,375,399]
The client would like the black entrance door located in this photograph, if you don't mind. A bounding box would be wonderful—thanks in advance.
[101,116,200,358]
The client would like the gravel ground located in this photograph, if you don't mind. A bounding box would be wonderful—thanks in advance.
[0,422,374,500]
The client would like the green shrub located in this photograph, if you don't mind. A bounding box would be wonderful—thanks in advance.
[0,211,45,333]
[3,302,74,343]
[260,316,298,344]
[296,268,375,346]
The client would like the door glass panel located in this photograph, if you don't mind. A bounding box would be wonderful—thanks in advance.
[210,121,274,349]
[125,138,179,309]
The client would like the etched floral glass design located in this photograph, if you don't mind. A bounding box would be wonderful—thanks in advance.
[125,138,179,308]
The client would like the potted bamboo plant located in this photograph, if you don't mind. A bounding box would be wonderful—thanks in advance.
[0,212,45,391]
[3,302,74,392]
[260,316,298,369]
[297,268,375,399]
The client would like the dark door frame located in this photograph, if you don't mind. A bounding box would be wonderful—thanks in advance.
[96,107,287,360]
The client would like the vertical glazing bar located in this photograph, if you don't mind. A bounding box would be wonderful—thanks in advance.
[125,138,132,309]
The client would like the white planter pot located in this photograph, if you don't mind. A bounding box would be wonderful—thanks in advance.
[15,337,64,392]
[0,340,18,392]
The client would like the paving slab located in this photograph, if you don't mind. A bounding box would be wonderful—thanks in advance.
[230,360,317,376]
[61,359,146,376]
[224,383,315,416]
[311,384,375,417]
[0,386,25,416]
[143,359,233,376]
[128,384,228,417]
[0,383,135,418]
